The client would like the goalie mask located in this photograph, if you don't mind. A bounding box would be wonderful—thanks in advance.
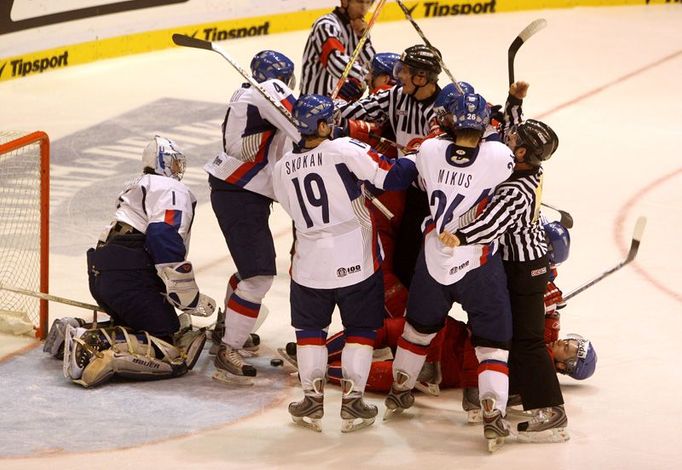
[141,135,186,181]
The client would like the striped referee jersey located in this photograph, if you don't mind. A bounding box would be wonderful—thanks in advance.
[338,85,441,152]
[455,168,548,262]
[300,7,375,96]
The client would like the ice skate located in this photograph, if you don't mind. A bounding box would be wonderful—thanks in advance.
[517,405,569,443]
[289,378,324,432]
[212,343,257,385]
[482,397,511,453]
[505,394,532,419]
[383,371,415,420]
[414,361,441,397]
[173,328,206,370]
[44,317,86,359]
[340,379,377,432]
[209,332,260,355]
[462,387,482,424]
[277,341,298,369]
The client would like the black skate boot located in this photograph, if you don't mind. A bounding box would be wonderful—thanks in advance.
[517,405,569,443]
[277,341,298,369]
[462,387,482,424]
[340,379,378,432]
[383,370,415,420]
[289,378,325,432]
[212,343,257,385]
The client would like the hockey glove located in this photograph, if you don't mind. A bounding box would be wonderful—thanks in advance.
[338,77,366,103]
[156,261,216,317]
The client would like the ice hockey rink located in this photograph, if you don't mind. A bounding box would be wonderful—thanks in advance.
[1,3,681,469]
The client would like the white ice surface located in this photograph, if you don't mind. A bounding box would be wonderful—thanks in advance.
[1,4,681,469]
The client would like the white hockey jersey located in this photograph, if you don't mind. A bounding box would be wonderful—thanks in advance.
[101,174,196,262]
[416,137,514,285]
[203,79,300,200]
[273,137,415,289]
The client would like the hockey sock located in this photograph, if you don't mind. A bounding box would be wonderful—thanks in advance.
[341,329,376,394]
[296,329,328,393]
[222,275,273,349]
[223,272,241,310]
[475,346,509,414]
[392,322,436,390]
[326,330,346,363]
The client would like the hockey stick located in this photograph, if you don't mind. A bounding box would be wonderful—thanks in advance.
[541,202,574,229]
[172,34,294,124]
[394,0,463,95]
[508,19,547,85]
[0,283,103,328]
[563,216,647,301]
[331,0,388,100]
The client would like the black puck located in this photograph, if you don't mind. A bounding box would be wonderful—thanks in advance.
[270,358,284,367]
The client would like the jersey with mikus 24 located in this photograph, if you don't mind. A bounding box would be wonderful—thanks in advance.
[416,137,514,285]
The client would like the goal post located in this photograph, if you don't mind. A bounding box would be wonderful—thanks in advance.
[0,131,50,339]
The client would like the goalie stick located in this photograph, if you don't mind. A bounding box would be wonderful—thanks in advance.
[541,202,574,229]
[331,0,388,100]
[0,283,103,327]
[508,19,548,85]
[394,0,464,95]
[171,34,395,220]
[563,216,647,301]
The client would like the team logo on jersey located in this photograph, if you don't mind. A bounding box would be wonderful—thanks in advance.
[336,265,361,277]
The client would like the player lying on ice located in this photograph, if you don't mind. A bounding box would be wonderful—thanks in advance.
[279,221,597,414]
[44,136,213,387]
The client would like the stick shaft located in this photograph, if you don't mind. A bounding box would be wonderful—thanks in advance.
[0,283,102,312]
[331,0,388,100]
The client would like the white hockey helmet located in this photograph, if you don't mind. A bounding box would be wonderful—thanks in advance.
[142,135,186,180]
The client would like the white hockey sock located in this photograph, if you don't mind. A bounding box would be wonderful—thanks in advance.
[341,343,373,394]
[223,272,241,310]
[297,344,328,394]
[475,346,509,414]
[392,322,436,390]
[222,276,272,349]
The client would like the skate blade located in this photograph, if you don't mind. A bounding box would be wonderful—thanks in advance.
[517,427,570,443]
[467,409,482,424]
[291,416,322,432]
[276,348,298,369]
[341,417,376,433]
[414,381,440,396]
[487,436,506,453]
[383,406,406,421]
[211,370,254,386]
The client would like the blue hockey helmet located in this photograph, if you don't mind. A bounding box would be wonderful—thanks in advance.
[250,50,296,88]
[293,94,335,136]
[439,92,489,134]
[371,52,401,78]
[544,221,571,264]
[434,82,476,117]
[564,334,597,380]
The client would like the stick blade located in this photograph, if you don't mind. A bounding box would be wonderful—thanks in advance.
[172,33,212,51]
[624,216,647,264]
[518,18,548,42]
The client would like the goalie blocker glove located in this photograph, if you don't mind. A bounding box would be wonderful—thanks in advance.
[156,261,216,317]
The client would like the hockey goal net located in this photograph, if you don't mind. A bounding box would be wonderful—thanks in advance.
[0,131,50,339]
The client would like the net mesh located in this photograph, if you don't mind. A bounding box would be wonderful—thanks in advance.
[0,131,45,336]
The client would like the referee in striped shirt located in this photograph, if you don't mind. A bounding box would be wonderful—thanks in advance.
[439,82,568,440]
[300,0,375,100]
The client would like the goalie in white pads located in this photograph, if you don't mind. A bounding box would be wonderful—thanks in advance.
[203,50,300,384]
[86,135,213,370]
[273,94,417,432]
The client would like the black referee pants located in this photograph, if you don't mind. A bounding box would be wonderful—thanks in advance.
[504,256,564,410]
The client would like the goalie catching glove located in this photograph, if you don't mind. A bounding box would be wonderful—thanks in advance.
[156,261,216,317]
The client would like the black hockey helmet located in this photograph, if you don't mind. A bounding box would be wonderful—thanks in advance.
[395,44,442,82]
[509,119,559,166]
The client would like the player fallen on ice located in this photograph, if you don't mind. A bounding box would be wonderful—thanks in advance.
[272,94,417,432]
